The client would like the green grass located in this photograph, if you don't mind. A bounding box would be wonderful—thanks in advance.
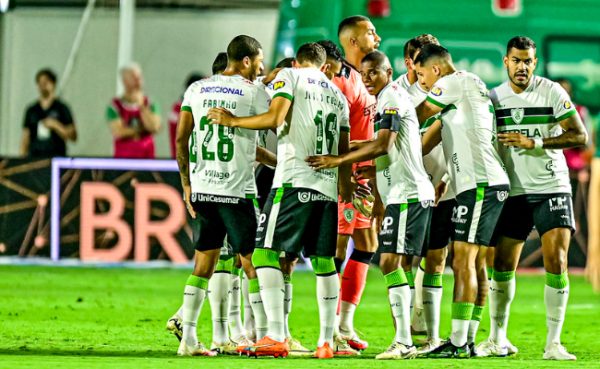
[1,266,599,368]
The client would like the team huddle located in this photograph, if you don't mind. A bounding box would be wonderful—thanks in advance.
[167,15,588,361]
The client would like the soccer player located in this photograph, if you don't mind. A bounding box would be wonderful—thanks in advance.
[332,15,381,351]
[414,44,510,358]
[307,50,435,360]
[208,42,353,359]
[477,36,587,360]
[173,35,270,356]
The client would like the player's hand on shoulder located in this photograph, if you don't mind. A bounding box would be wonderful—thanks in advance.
[498,132,535,150]
[305,155,342,170]
[207,107,235,127]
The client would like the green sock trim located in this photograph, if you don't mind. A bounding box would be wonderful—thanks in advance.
[231,266,242,277]
[471,305,484,322]
[423,272,443,287]
[405,270,415,288]
[215,257,235,272]
[283,273,292,283]
[452,302,474,320]
[251,248,280,269]
[419,258,426,269]
[248,278,260,294]
[310,256,336,275]
[384,269,408,288]
[493,270,515,282]
[546,271,569,289]
[486,266,494,280]
[186,275,208,290]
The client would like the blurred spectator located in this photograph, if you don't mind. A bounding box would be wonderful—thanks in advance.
[20,69,77,157]
[168,73,205,159]
[106,63,161,159]
[557,78,591,244]
[587,116,600,292]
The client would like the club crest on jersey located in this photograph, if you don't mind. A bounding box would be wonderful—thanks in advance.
[383,108,399,115]
[273,81,286,90]
[431,87,443,96]
[563,101,572,110]
[511,108,524,124]
[343,208,354,223]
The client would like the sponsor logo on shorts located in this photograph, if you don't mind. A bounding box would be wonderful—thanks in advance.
[256,213,267,233]
[297,191,335,202]
[511,108,524,124]
[451,205,469,224]
[431,87,443,96]
[548,196,569,212]
[380,216,394,236]
[421,200,433,208]
[273,81,286,90]
[343,208,354,223]
[497,191,509,202]
[193,193,240,204]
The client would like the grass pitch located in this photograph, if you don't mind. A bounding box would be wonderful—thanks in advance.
[1,265,599,368]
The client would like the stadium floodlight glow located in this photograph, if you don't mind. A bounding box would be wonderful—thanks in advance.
[50,158,179,261]
[0,0,9,13]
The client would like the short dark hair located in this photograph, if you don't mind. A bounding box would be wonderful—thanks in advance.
[414,44,450,66]
[361,50,390,69]
[212,52,228,75]
[403,34,440,59]
[506,36,536,55]
[338,15,370,36]
[226,35,262,62]
[275,57,295,69]
[316,40,343,62]
[36,68,57,84]
[185,73,205,87]
[295,42,326,66]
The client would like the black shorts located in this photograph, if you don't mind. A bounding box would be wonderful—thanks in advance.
[378,200,433,257]
[191,193,258,255]
[256,187,337,257]
[427,199,457,250]
[492,193,575,242]
[452,185,509,246]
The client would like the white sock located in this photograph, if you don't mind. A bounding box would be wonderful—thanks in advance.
[182,284,207,346]
[257,268,285,342]
[228,273,244,339]
[339,301,356,336]
[423,286,442,340]
[545,284,569,347]
[283,281,293,338]
[489,275,516,345]
[451,319,470,347]
[242,274,256,339]
[207,272,231,345]
[468,319,480,345]
[414,266,425,310]
[409,287,415,318]
[388,285,412,346]
[176,306,183,318]
[317,274,339,347]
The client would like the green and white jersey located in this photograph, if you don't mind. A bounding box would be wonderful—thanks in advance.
[181,74,270,198]
[395,73,412,91]
[408,80,455,201]
[491,76,577,196]
[426,71,509,195]
[375,81,434,206]
[269,67,350,199]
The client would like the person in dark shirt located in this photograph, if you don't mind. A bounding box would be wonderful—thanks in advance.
[20,69,77,157]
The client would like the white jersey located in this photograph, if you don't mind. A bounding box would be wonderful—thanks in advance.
[375,81,434,206]
[270,67,350,199]
[408,80,455,201]
[491,75,577,196]
[396,73,412,91]
[426,71,509,195]
[182,74,269,198]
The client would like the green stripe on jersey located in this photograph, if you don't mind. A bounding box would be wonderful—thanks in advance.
[496,115,555,126]
[273,92,294,101]
[426,96,447,108]
[273,187,286,204]
[476,186,485,202]
[181,105,192,113]
[556,109,577,122]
